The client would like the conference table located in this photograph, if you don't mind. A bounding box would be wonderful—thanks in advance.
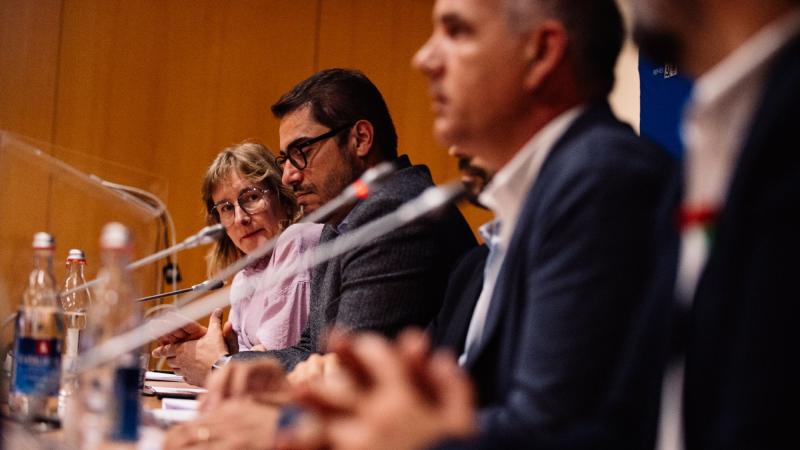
[2,373,200,449]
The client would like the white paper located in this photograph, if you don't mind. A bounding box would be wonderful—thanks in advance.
[149,408,198,424]
[161,398,199,410]
[145,371,185,382]
[149,385,207,396]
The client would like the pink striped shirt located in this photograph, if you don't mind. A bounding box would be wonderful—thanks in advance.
[229,222,322,351]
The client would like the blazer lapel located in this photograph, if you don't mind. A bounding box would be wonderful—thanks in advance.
[462,104,608,369]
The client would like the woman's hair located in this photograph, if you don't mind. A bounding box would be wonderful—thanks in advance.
[201,142,299,276]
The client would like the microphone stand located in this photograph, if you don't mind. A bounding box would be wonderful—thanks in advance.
[135,279,225,303]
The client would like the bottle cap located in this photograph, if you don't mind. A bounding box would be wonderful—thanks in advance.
[67,248,86,262]
[32,232,55,250]
[100,222,132,249]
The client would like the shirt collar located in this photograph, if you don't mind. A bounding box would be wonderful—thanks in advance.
[479,105,585,243]
[478,220,502,246]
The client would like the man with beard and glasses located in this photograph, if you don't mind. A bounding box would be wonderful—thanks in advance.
[631,1,800,449]
[233,68,475,370]
[162,68,475,449]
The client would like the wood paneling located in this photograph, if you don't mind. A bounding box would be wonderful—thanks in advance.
[0,0,62,311]
[0,0,62,141]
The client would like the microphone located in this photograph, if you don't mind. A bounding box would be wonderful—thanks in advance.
[60,224,227,298]
[128,224,225,271]
[300,161,396,224]
[75,181,467,373]
[135,279,225,303]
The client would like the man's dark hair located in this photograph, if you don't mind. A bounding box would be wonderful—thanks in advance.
[271,68,398,160]
[503,0,624,99]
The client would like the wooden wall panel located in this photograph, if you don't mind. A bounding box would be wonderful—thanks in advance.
[316,0,493,237]
[0,0,62,313]
[0,0,62,141]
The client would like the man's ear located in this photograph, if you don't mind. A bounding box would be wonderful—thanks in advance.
[352,120,374,158]
[522,20,569,91]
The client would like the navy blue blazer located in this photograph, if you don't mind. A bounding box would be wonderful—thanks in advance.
[682,33,800,450]
[454,103,676,450]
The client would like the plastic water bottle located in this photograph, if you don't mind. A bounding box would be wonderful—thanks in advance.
[8,232,65,428]
[58,248,92,418]
[75,223,142,443]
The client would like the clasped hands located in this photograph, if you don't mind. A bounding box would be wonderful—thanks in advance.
[151,308,239,386]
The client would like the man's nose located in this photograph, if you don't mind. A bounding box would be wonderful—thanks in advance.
[412,35,442,79]
[282,161,303,186]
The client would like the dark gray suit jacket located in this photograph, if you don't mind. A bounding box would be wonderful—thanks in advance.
[234,155,476,370]
[435,103,676,450]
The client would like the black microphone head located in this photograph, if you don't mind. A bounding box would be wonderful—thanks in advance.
[183,224,227,248]
[199,224,226,241]
[206,279,225,290]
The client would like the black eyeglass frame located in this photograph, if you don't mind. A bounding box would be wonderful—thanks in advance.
[210,186,273,225]
[277,122,356,171]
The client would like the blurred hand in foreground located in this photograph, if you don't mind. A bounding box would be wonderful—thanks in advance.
[164,398,281,450]
[287,353,345,388]
[276,328,477,450]
[200,357,292,412]
[152,308,232,386]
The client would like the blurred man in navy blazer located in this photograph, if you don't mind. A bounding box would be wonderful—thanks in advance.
[411,1,675,448]
[633,1,800,449]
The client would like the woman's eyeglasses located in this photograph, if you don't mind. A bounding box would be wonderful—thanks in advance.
[211,187,273,226]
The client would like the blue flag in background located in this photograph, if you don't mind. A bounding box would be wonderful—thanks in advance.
[639,57,693,160]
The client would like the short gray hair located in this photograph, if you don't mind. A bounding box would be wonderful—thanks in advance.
[501,0,624,98]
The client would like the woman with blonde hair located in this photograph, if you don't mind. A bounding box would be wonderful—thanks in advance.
[153,142,322,386]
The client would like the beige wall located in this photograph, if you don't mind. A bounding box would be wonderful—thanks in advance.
[0,0,641,307]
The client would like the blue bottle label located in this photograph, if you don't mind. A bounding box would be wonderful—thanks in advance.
[111,366,140,441]
[12,337,62,395]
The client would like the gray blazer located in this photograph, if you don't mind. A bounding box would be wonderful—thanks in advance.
[234,155,476,370]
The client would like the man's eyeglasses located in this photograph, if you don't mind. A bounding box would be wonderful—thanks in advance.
[277,122,355,171]
[211,187,273,226]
